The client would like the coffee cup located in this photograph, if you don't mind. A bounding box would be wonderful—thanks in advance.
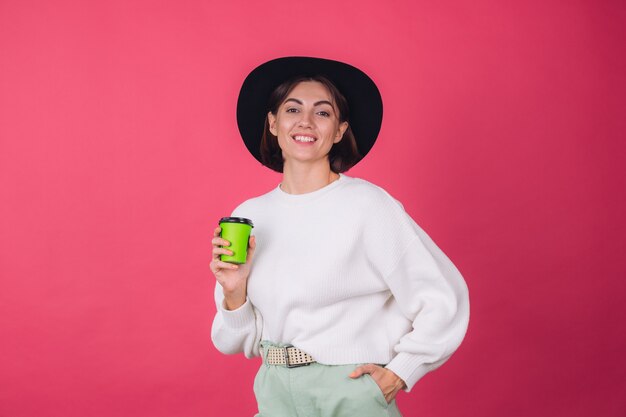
[218,217,254,264]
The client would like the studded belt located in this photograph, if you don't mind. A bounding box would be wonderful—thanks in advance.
[264,345,316,368]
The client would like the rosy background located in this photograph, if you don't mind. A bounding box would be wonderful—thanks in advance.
[1,0,624,416]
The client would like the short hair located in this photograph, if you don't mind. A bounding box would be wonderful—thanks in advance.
[259,75,361,173]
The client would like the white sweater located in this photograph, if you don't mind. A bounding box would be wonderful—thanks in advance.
[211,174,469,391]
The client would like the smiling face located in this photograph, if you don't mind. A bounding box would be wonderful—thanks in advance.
[267,81,349,169]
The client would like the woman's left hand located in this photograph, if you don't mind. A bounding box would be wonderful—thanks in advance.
[349,364,406,404]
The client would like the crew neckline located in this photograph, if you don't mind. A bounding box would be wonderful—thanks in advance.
[275,173,348,202]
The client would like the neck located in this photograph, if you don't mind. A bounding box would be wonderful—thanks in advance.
[280,160,340,195]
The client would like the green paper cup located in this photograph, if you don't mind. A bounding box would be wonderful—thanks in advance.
[218,217,254,264]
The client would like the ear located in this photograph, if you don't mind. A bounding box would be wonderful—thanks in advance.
[334,121,349,144]
[268,112,277,136]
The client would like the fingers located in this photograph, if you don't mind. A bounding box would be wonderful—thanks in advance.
[349,363,378,378]
[212,237,231,248]
[212,247,233,259]
[212,226,231,247]
[246,235,257,261]
[211,237,254,259]
[210,259,239,274]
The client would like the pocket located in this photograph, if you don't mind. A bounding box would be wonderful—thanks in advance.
[364,374,389,409]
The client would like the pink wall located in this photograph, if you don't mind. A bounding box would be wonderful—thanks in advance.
[1,0,624,416]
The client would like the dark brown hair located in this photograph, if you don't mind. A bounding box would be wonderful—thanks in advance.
[259,75,361,173]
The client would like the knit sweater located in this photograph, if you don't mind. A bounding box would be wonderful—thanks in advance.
[211,174,469,391]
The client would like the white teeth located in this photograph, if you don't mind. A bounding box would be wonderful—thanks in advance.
[293,135,316,142]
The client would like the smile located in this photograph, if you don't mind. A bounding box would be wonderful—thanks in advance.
[292,135,317,143]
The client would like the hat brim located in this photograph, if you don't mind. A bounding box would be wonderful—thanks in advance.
[236,56,383,168]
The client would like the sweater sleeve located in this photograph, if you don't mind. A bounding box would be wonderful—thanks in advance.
[210,201,263,358]
[210,282,263,358]
[364,191,470,392]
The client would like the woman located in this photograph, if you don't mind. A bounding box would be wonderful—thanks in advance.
[211,56,470,417]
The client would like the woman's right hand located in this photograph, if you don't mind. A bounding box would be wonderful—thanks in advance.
[210,226,256,311]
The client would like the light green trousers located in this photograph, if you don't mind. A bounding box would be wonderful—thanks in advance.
[254,341,403,417]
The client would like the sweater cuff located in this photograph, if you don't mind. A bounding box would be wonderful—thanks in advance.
[385,352,433,392]
[219,297,256,330]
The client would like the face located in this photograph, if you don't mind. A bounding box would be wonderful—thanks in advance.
[267,81,349,168]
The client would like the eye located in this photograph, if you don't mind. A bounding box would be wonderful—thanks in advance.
[285,107,299,113]
[317,111,330,117]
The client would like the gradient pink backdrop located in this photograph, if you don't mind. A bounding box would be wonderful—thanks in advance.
[1,0,624,416]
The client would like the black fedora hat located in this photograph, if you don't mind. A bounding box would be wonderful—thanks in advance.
[236,56,383,168]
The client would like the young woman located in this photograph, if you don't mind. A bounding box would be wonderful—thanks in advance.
[211,56,470,417]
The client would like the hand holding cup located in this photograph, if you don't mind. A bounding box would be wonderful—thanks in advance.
[210,217,255,310]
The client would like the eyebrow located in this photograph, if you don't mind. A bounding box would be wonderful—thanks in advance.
[284,98,334,107]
